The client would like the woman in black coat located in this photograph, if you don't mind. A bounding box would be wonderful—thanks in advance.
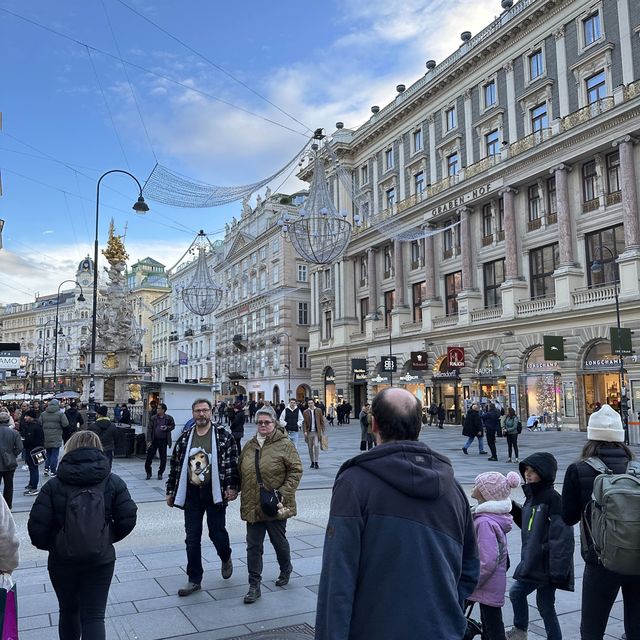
[561,405,639,640]
[231,404,246,453]
[28,430,137,640]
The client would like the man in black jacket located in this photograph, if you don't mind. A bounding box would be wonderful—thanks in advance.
[22,410,45,496]
[482,403,502,461]
[145,403,176,480]
[64,402,84,444]
[230,404,245,453]
[462,403,487,455]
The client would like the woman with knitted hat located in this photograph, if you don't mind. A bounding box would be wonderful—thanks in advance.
[468,471,520,639]
[561,405,639,640]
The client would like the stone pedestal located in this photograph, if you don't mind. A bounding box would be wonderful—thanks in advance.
[617,249,640,301]
[391,306,411,336]
[553,266,584,311]
[456,290,483,326]
[82,350,141,407]
[421,299,443,332]
[500,279,529,319]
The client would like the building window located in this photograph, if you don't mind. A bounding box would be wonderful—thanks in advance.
[413,128,423,152]
[497,198,504,234]
[359,255,368,285]
[530,243,559,299]
[359,297,369,333]
[297,263,308,282]
[485,129,500,157]
[606,152,621,194]
[297,302,308,325]
[484,80,496,108]
[529,49,544,80]
[384,290,395,328]
[447,152,459,176]
[385,187,396,208]
[586,225,624,286]
[583,12,602,46]
[323,269,331,290]
[273,303,280,326]
[445,271,462,316]
[259,308,266,330]
[251,276,257,295]
[298,345,308,369]
[324,310,332,339]
[251,252,257,264]
[531,103,548,132]
[361,201,370,220]
[443,222,460,257]
[528,185,541,221]
[412,281,426,323]
[586,71,607,104]
[582,160,598,203]
[259,271,267,290]
[410,239,423,268]
[259,246,267,261]
[547,177,557,214]
[272,238,280,254]
[361,164,369,185]
[482,204,493,238]
[385,148,394,170]
[483,259,505,308]
[445,106,457,131]
[272,265,279,285]
[383,244,393,277]
[414,171,425,194]
[251,312,257,333]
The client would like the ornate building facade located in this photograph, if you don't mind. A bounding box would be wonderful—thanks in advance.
[308,0,640,430]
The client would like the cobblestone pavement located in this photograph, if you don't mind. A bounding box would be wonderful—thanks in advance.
[11,422,635,639]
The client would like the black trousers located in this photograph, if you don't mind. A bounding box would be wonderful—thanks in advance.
[144,438,168,475]
[480,603,506,640]
[486,428,498,458]
[49,560,115,640]
[0,470,14,509]
[581,562,640,640]
[246,519,291,586]
[505,433,519,459]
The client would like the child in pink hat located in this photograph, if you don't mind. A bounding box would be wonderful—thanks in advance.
[468,471,521,639]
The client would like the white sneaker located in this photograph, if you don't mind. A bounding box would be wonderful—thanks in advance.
[514,458,519,462]
[505,627,527,639]
[21,465,28,471]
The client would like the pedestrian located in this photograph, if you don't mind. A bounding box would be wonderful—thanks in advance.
[428,400,438,425]
[22,410,44,496]
[120,404,131,426]
[343,400,352,423]
[327,403,335,426]
[248,400,257,423]
[28,430,137,640]
[303,399,325,469]
[561,405,639,640]
[0,493,19,574]
[41,398,69,477]
[507,452,574,640]
[91,406,116,469]
[359,403,373,450]
[483,403,502,461]
[278,398,303,447]
[468,471,521,639]
[230,403,245,454]
[462,403,487,455]
[217,401,226,424]
[0,411,23,509]
[237,405,302,604]
[166,398,239,597]
[315,388,479,639]
[145,402,176,480]
[226,402,235,426]
[113,403,122,425]
[503,407,521,462]
[437,402,446,428]
[63,401,84,444]
[336,402,344,425]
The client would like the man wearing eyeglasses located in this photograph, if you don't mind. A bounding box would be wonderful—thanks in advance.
[166,398,239,597]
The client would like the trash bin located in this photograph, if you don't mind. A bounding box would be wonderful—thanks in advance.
[114,427,135,458]
[135,433,147,455]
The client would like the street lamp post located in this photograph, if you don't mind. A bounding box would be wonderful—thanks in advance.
[39,319,55,400]
[371,305,394,386]
[591,246,629,445]
[89,170,149,428]
[53,280,85,397]
[272,332,292,400]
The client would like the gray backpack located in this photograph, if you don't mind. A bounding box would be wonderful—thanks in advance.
[583,457,640,575]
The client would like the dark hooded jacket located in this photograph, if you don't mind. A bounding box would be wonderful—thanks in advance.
[462,407,484,438]
[511,452,574,590]
[315,441,479,640]
[27,447,137,566]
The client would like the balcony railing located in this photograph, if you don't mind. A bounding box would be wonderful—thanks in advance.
[465,154,501,179]
[496,230,505,242]
[562,97,615,132]
[481,234,493,247]
[509,128,552,157]
[470,306,502,322]
[582,198,600,213]
[623,79,640,101]
[606,191,622,206]
[433,314,458,328]
[546,212,558,225]
[515,297,555,317]
[527,217,542,232]
[572,284,618,307]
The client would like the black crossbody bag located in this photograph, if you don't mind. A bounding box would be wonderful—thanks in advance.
[254,449,282,517]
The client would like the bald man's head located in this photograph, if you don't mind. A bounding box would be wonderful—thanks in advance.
[371,387,422,442]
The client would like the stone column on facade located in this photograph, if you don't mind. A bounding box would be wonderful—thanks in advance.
[421,228,444,332]
[367,248,378,310]
[504,62,518,143]
[372,153,380,214]
[464,89,474,166]
[617,0,635,85]
[428,114,437,185]
[614,136,640,300]
[456,207,483,326]
[554,27,570,117]
[398,136,406,201]
[393,240,406,307]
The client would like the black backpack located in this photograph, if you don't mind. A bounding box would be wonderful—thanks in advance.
[55,476,111,561]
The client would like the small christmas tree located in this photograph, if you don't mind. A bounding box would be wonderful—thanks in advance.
[534,375,557,419]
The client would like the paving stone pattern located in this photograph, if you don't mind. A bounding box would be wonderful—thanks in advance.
[12,422,635,639]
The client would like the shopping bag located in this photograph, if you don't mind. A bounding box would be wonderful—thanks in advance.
[0,574,18,640]
[320,434,329,451]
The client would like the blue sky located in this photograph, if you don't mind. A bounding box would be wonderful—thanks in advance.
[0,0,498,304]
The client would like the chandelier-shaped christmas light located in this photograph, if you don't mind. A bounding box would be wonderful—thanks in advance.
[278,132,357,265]
[180,231,223,318]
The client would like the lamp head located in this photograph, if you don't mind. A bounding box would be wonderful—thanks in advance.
[591,259,603,274]
[77,293,86,302]
[133,196,150,213]
[57,326,64,336]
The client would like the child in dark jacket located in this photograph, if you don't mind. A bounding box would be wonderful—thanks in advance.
[506,452,574,640]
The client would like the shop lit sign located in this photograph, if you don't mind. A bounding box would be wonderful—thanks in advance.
[584,357,623,370]
[474,367,494,376]
[399,373,420,382]
[411,351,429,370]
[447,347,465,369]
[352,359,367,381]
[380,356,397,373]
[0,343,21,370]
[433,370,460,379]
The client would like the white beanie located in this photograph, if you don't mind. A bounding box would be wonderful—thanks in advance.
[587,404,624,443]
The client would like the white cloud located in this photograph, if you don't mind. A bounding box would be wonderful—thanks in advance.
[42,230,54,235]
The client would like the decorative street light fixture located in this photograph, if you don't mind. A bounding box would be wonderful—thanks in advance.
[89,170,149,428]
[591,245,629,445]
[271,332,292,399]
[370,305,394,386]
[53,280,85,395]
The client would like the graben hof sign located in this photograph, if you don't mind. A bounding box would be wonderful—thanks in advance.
[430,181,502,218]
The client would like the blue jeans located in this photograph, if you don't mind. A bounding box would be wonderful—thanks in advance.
[464,435,485,453]
[184,484,231,584]
[26,452,39,489]
[45,447,60,473]
[510,580,561,640]
[287,430,299,447]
